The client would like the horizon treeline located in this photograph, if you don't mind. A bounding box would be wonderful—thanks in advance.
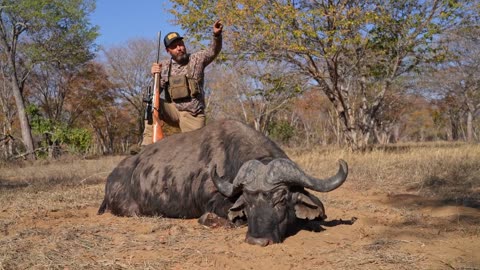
[0,0,479,160]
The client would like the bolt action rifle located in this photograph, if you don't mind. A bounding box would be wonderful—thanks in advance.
[143,85,153,125]
[143,32,164,142]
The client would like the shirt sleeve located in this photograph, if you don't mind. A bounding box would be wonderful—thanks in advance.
[196,34,222,68]
[160,59,169,90]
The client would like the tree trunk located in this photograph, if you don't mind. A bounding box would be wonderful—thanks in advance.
[0,23,35,159]
[466,108,473,143]
[1,130,14,159]
[449,110,460,141]
[11,80,35,159]
[0,95,15,159]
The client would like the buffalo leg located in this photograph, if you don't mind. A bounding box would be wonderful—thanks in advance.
[198,212,235,228]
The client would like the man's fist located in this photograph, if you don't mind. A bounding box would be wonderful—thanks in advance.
[213,20,223,36]
[151,63,162,75]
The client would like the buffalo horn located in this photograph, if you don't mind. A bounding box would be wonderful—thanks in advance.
[211,160,263,197]
[266,158,348,192]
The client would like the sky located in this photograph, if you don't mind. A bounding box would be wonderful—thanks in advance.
[89,0,183,48]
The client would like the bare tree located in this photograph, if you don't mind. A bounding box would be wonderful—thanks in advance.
[102,38,158,142]
[207,60,304,134]
[422,22,480,142]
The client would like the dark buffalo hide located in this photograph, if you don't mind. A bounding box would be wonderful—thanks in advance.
[98,119,348,246]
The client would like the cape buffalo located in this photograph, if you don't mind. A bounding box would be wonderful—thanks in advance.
[98,119,348,246]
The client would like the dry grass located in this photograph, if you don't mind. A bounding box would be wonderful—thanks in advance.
[288,142,480,205]
[1,143,479,269]
[0,155,124,218]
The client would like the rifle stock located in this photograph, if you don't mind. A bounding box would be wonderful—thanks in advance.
[152,32,164,142]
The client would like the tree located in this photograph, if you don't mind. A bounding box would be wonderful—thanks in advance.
[28,62,77,126]
[206,65,251,122]
[371,82,411,144]
[102,38,158,143]
[64,62,127,154]
[0,0,98,159]
[433,28,480,141]
[400,95,438,142]
[0,53,16,158]
[19,62,119,157]
[27,104,92,157]
[207,60,303,134]
[290,90,338,147]
[418,0,479,142]
[169,0,464,150]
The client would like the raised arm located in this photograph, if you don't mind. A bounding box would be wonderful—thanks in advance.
[200,20,223,67]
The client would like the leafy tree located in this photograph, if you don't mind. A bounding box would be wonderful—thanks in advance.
[169,0,464,150]
[268,119,295,144]
[0,0,98,159]
[27,62,81,128]
[64,62,129,154]
[27,104,92,157]
[25,61,119,156]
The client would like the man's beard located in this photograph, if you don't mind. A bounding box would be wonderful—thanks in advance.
[173,53,189,65]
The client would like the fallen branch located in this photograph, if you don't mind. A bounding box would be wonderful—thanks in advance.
[12,147,48,160]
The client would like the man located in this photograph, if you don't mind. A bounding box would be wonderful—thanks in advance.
[141,20,223,146]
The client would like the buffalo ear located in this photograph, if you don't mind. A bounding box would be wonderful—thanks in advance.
[294,193,326,220]
[228,195,246,221]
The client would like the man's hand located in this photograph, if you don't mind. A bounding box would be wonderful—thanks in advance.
[151,63,162,75]
[213,20,223,36]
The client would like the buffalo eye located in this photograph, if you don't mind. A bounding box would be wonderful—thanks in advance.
[274,197,286,208]
[273,188,288,207]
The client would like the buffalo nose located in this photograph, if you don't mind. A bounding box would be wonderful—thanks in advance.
[245,235,273,247]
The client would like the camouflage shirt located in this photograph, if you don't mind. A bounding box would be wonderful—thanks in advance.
[160,34,222,115]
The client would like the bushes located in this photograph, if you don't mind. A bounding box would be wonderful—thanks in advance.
[268,120,295,144]
[27,105,92,157]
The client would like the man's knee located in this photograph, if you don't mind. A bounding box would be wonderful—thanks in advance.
[141,122,153,146]
[179,113,205,132]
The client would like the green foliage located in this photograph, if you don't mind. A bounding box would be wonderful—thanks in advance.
[0,0,99,157]
[27,105,52,135]
[60,127,92,153]
[168,0,466,149]
[1,0,99,66]
[27,104,92,154]
[268,120,295,144]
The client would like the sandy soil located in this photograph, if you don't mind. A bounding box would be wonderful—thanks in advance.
[1,181,478,270]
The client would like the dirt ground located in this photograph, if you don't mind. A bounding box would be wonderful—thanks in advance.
[1,146,479,269]
[1,182,478,269]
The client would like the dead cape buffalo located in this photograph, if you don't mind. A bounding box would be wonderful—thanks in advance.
[98,119,348,246]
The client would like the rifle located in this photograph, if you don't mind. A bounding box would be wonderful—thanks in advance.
[143,32,164,142]
[143,85,153,125]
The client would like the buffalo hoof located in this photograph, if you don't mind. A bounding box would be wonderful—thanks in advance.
[198,212,234,228]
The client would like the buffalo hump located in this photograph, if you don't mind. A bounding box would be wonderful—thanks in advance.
[98,119,288,217]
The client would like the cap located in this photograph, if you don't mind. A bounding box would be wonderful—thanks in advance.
[164,32,184,47]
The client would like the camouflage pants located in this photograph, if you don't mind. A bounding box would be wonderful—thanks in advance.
[141,101,205,145]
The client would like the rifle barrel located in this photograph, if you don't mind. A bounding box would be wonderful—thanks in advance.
[156,31,161,63]
[152,31,164,142]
